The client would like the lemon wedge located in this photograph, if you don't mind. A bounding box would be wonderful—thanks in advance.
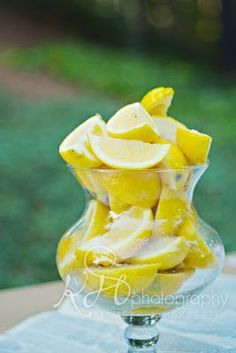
[141,87,174,116]
[107,102,159,143]
[80,263,159,299]
[57,230,83,278]
[108,193,130,214]
[59,115,106,168]
[75,206,153,266]
[155,187,187,236]
[145,267,194,296]
[158,138,190,190]
[88,135,170,169]
[96,170,161,208]
[75,169,108,204]
[152,116,186,144]
[176,127,212,165]
[178,216,217,268]
[130,236,190,270]
[81,200,110,243]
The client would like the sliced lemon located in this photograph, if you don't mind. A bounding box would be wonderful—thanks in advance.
[59,115,106,168]
[152,116,186,144]
[57,230,83,278]
[178,216,217,268]
[96,170,161,208]
[176,127,212,165]
[130,236,190,270]
[80,263,159,299]
[89,135,170,170]
[108,193,130,214]
[158,138,190,190]
[145,267,194,296]
[155,187,188,236]
[81,200,110,243]
[141,87,174,116]
[75,206,153,266]
[107,102,159,143]
[75,169,108,204]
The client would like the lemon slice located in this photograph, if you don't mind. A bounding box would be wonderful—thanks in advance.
[75,169,108,204]
[57,230,83,278]
[107,102,159,143]
[80,263,159,299]
[141,87,174,116]
[176,127,212,165]
[130,236,190,270]
[81,200,110,243]
[145,267,194,296]
[108,193,130,214]
[75,206,153,266]
[96,170,161,208]
[152,116,186,144]
[178,216,217,268]
[59,115,106,168]
[155,187,188,236]
[158,138,190,190]
[89,135,170,169]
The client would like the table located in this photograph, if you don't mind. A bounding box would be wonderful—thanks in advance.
[1,253,236,332]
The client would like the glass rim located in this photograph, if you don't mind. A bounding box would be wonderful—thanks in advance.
[68,163,209,173]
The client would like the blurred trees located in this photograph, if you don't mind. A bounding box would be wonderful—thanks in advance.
[1,0,236,69]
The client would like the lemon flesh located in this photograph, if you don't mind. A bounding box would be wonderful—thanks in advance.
[152,116,186,144]
[145,267,194,296]
[89,135,170,170]
[108,193,130,214]
[95,170,161,208]
[80,263,160,298]
[75,206,153,266]
[130,236,190,270]
[158,138,190,190]
[178,216,217,268]
[107,102,159,143]
[81,200,110,243]
[176,127,212,165]
[75,169,108,204]
[141,87,174,116]
[155,187,188,237]
[57,230,83,278]
[59,115,106,168]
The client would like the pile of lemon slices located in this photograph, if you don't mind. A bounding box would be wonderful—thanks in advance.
[57,87,216,300]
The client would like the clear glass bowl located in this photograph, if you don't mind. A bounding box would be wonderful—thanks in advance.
[57,165,224,352]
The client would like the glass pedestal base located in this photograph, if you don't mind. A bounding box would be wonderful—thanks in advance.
[122,315,162,352]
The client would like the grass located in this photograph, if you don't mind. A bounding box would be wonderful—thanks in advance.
[1,40,236,288]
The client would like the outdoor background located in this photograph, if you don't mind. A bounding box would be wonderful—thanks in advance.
[0,0,236,289]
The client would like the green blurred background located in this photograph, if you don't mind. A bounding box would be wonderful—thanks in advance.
[0,0,236,289]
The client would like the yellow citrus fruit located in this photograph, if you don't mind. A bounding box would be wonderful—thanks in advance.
[176,127,212,165]
[130,236,190,270]
[74,169,108,204]
[141,87,174,116]
[152,116,186,144]
[88,135,170,169]
[59,115,106,168]
[155,187,188,236]
[57,230,83,278]
[145,267,194,296]
[75,206,153,266]
[108,193,130,214]
[81,200,110,243]
[95,170,161,208]
[106,102,159,143]
[158,138,190,190]
[80,263,159,299]
[178,216,217,268]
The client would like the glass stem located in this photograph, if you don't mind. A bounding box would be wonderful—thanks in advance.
[122,314,162,353]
